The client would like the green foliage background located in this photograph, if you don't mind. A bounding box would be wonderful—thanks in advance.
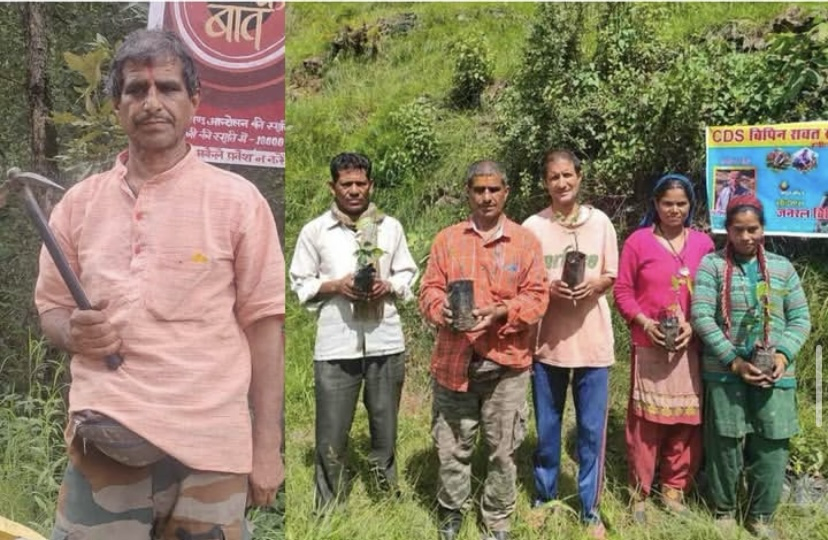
[286,3,828,540]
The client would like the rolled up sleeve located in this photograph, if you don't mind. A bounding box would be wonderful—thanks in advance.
[234,195,285,328]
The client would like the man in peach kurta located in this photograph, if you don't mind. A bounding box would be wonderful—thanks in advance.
[34,30,284,540]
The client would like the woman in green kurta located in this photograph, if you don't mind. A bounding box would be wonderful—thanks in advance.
[691,195,810,538]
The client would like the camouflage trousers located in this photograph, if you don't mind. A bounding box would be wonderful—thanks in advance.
[51,435,249,540]
[432,367,529,532]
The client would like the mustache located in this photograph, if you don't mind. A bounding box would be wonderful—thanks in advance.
[136,114,171,125]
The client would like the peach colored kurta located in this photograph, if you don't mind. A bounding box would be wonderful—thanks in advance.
[35,147,284,474]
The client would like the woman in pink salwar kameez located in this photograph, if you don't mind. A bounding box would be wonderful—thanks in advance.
[614,174,714,523]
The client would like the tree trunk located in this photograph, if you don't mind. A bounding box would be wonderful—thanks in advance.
[22,2,67,403]
[22,2,60,212]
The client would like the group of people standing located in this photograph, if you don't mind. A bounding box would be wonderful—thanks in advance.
[290,149,810,540]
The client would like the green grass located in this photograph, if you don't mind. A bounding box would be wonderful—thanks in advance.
[656,3,824,42]
[0,338,68,534]
[286,3,535,253]
[286,298,828,540]
[285,3,828,539]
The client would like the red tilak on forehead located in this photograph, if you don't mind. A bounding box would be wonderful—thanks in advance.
[144,66,155,85]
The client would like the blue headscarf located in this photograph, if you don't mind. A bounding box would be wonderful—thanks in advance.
[638,173,696,228]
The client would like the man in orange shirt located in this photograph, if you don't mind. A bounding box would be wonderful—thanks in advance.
[34,30,284,539]
[419,160,548,540]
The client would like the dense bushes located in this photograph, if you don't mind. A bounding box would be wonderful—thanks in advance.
[495,3,828,230]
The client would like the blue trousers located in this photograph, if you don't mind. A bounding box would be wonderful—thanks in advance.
[531,363,609,523]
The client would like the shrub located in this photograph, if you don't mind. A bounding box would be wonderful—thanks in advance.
[448,34,493,109]
[375,98,440,187]
[51,34,125,178]
[789,403,828,478]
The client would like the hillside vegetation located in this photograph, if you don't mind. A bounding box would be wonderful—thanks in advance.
[285,3,828,540]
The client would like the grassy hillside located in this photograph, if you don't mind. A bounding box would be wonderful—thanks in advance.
[285,3,828,540]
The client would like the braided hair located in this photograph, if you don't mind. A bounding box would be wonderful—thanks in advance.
[722,194,770,342]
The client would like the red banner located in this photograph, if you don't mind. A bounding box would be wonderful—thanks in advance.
[148,2,285,168]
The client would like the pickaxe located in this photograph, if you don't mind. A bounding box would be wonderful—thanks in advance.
[0,168,123,370]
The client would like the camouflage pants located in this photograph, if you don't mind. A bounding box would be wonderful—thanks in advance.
[51,436,249,540]
[432,368,529,532]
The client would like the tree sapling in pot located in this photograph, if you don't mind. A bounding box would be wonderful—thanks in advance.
[447,279,475,332]
[562,236,586,289]
[749,280,775,375]
[353,216,385,321]
[659,274,692,352]
[658,306,681,352]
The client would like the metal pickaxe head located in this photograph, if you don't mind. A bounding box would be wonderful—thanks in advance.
[0,168,65,209]
[7,167,65,191]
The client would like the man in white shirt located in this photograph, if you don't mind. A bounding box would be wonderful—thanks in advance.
[290,152,418,511]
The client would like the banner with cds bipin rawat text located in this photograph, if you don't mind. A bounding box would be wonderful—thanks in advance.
[706,121,828,237]
[148,1,285,168]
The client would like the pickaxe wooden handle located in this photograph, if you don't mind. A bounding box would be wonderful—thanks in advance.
[9,168,123,370]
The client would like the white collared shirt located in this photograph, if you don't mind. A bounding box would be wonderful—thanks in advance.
[289,210,419,360]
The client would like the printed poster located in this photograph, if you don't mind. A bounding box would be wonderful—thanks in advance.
[148,1,285,168]
[706,121,828,236]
